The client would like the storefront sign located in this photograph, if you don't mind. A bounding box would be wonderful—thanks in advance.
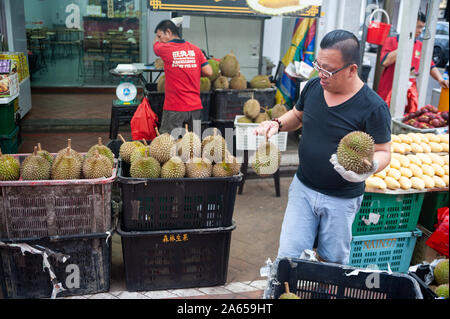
[148,0,322,17]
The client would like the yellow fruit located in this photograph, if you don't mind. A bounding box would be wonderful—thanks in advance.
[425,133,441,143]
[392,142,406,154]
[417,133,429,143]
[439,134,449,144]
[399,176,412,190]
[398,134,413,144]
[431,163,445,177]
[391,135,401,143]
[384,176,400,190]
[410,143,424,153]
[421,175,435,188]
[407,133,422,144]
[392,154,410,167]
[444,165,449,175]
[420,142,431,153]
[387,168,401,180]
[409,164,423,178]
[442,155,449,165]
[390,158,401,169]
[400,167,413,178]
[433,176,446,188]
[374,168,387,179]
[421,164,435,177]
[441,143,449,152]
[366,176,387,190]
[429,142,443,153]
[443,175,449,186]
[406,154,422,166]
[402,143,412,153]
[428,153,445,166]
[416,153,432,165]
[411,177,425,190]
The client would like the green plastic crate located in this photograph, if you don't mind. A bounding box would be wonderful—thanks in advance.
[0,98,17,135]
[349,229,422,273]
[352,192,425,236]
[0,126,20,154]
[418,191,449,232]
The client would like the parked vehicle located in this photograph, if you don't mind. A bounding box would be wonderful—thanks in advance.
[419,21,449,68]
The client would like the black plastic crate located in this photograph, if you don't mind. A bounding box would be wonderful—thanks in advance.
[265,258,423,299]
[118,160,242,231]
[117,223,235,292]
[210,88,276,121]
[0,231,112,299]
[145,90,212,123]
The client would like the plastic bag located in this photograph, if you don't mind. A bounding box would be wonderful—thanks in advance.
[425,207,449,257]
[130,97,159,141]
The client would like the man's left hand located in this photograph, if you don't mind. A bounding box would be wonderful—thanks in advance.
[330,154,379,183]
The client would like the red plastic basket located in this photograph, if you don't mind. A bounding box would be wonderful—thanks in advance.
[366,9,391,45]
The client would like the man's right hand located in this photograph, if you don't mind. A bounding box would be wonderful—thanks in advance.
[254,120,279,139]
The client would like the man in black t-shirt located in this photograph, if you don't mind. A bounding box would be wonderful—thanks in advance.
[255,30,391,265]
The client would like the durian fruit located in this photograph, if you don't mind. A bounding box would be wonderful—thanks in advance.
[130,139,151,164]
[157,75,165,92]
[0,147,20,181]
[21,146,51,180]
[36,143,53,166]
[243,96,261,120]
[435,284,449,299]
[51,146,82,180]
[82,150,113,179]
[154,57,164,70]
[336,131,375,174]
[434,259,449,285]
[271,104,288,119]
[179,125,202,162]
[201,128,227,163]
[130,149,161,178]
[229,72,247,90]
[200,77,211,92]
[208,59,220,82]
[149,128,177,164]
[252,140,281,176]
[237,116,253,123]
[213,75,229,90]
[86,137,114,166]
[185,157,212,178]
[55,139,84,164]
[279,282,300,299]
[118,134,144,164]
[219,52,240,78]
[250,75,271,89]
[161,156,185,178]
[254,107,271,123]
[213,155,241,177]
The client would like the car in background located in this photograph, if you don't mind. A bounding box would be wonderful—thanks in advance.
[419,21,449,68]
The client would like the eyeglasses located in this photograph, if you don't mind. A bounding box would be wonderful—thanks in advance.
[312,60,352,79]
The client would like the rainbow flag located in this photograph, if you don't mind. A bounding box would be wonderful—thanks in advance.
[276,18,316,108]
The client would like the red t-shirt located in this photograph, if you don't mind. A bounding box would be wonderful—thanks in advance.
[377,36,435,102]
[154,39,208,112]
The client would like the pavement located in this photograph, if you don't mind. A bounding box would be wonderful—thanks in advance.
[10,91,301,299]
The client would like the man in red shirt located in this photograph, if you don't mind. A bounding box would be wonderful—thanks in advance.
[153,20,213,134]
[377,12,449,112]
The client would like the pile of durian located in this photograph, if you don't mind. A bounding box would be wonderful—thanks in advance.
[366,133,449,191]
[118,126,241,179]
[0,138,114,181]
[236,96,288,124]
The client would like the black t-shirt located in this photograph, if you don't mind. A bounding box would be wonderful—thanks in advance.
[295,77,391,198]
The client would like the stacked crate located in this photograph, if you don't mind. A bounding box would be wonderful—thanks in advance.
[0,153,116,298]
[116,160,241,292]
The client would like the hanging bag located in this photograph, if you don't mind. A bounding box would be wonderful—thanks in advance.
[130,97,159,141]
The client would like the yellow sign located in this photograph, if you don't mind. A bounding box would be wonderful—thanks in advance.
[162,233,189,243]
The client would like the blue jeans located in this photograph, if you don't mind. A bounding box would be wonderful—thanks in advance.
[277,175,363,265]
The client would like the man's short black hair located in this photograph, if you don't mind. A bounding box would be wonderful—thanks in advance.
[418,11,426,23]
[320,29,361,67]
[154,20,180,37]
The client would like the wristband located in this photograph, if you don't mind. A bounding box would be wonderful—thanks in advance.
[272,118,283,132]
